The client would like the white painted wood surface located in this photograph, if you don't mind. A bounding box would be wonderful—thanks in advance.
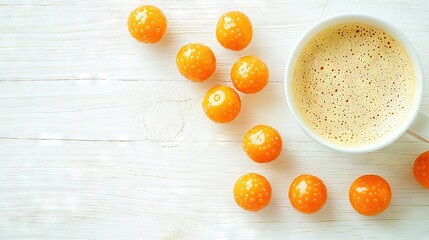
[1,0,429,239]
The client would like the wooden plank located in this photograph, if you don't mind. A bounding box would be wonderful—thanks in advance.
[0,139,428,239]
[0,81,427,142]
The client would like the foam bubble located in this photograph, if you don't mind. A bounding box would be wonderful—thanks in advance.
[292,23,415,146]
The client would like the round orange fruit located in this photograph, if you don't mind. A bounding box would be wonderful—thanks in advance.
[243,125,282,163]
[231,56,269,94]
[233,173,272,212]
[202,85,241,123]
[128,5,167,43]
[413,151,429,188]
[288,174,327,214]
[216,11,253,51]
[349,175,392,216]
[176,43,216,82]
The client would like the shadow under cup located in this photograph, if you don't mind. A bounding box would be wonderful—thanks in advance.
[284,14,424,153]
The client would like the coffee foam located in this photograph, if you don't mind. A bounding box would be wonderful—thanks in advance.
[292,23,415,146]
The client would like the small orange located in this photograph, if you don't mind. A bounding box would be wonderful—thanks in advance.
[176,43,216,82]
[128,5,167,43]
[349,175,392,216]
[216,11,253,51]
[288,174,327,214]
[413,151,429,188]
[202,85,241,123]
[233,173,272,212]
[231,56,269,94]
[243,125,282,163]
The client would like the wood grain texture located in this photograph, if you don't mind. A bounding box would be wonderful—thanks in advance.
[0,0,428,239]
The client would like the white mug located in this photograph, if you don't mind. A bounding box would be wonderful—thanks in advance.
[284,13,428,153]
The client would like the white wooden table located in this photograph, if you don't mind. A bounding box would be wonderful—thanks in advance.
[1,0,428,239]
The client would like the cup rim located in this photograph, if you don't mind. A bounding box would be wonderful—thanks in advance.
[284,13,424,153]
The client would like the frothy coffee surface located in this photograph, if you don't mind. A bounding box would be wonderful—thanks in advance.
[292,23,415,146]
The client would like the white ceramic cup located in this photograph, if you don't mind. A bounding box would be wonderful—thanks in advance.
[284,13,429,153]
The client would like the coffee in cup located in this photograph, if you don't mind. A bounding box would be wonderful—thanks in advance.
[285,14,429,153]
[291,23,415,146]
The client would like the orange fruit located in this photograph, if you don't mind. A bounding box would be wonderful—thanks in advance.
[176,43,216,82]
[231,56,269,94]
[349,175,392,216]
[288,174,327,214]
[243,125,282,163]
[216,11,253,51]
[128,5,167,43]
[413,151,429,188]
[233,173,272,212]
[202,85,241,123]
